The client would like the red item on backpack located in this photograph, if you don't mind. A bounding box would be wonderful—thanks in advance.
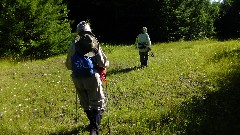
[96,66,107,82]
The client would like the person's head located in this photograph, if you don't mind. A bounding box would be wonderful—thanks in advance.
[75,34,99,57]
[77,21,91,32]
[141,27,147,33]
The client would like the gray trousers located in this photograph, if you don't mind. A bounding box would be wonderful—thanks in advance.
[72,72,105,111]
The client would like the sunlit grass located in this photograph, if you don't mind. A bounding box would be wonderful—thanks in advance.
[0,40,240,134]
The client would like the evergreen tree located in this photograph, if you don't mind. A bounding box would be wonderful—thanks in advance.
[0,0,73,60]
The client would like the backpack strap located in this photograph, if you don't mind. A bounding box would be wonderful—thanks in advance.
[78,31,96,38]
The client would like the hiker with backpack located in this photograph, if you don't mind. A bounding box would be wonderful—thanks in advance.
[65,21,109,135]
[136,27,152,67]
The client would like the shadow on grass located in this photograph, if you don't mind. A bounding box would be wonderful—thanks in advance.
[210,49,240,63]
[178,71,240,135]
[172,48,240,134]
[49,125,89,135]
[146,48,240,134]
[107,66,142,76]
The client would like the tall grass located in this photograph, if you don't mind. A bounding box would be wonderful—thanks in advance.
[0,40,239,135]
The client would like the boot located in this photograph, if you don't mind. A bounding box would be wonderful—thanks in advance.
[90,129,97,135]
[84,110,92,130]
[89,110,102,135]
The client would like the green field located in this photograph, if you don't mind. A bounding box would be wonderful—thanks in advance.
[0,40,240,135]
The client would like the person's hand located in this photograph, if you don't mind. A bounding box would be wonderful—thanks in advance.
[150,52,154,57]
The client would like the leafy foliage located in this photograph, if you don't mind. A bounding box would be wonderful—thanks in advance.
[0,0,73,60]
[174,0,217,40]
[67,0,219,42]
[215,0,240,39]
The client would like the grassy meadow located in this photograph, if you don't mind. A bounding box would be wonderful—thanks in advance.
[0,40,240,135]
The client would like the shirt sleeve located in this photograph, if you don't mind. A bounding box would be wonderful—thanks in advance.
[145,33,151,47]
[135,37,139,48]
[65,42,75,70]
[93,46,109,68]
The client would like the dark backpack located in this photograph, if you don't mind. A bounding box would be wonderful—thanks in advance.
[71,52,95,77]
[71,31,97,77]
[138,43,147,49]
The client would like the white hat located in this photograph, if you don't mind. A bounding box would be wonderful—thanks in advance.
[142,27,147,33]
[77,21,91,32]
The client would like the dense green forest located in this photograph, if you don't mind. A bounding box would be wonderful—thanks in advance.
[0,0,239,59]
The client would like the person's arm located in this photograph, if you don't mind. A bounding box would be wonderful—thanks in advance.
[93,46,109,82]
[145,33,151,50]
[135,36,139,48]
[65,42,75,70]
[94,47,109,68]
[146,33,151,46]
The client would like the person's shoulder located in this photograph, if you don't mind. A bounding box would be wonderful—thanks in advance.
[145,33,150,37]
[69,42,76,52]
[78,31,95,37]
[70,42,75,47]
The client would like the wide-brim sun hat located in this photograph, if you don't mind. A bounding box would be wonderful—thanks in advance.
[75,33,99,57]
[77,21,91,32]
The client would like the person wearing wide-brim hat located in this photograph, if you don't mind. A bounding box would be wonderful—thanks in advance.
[136,27,151,67]
[66,21,109,135]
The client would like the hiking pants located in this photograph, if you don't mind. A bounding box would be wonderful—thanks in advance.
[72,72,105,111]
[85,109,103,134]
[139,51,149,66]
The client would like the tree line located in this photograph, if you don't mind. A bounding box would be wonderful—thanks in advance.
[0,0,239,60]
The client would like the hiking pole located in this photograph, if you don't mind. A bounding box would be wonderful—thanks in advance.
[75,91,78,122]
[104,74,111,135]
[68,78,78,123]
